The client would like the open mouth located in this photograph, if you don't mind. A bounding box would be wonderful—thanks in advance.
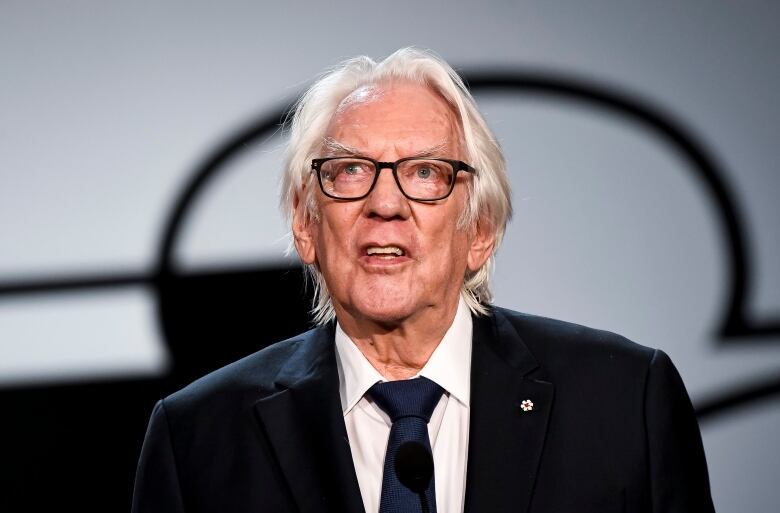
[365,246,405,259]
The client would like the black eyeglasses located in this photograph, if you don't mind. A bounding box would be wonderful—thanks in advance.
[311,156,476,201]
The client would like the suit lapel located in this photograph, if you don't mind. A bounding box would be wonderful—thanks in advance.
[253,326,365,513]
[464,309,554,513]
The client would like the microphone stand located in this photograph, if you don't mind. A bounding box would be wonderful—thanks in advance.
[417,492,430,513]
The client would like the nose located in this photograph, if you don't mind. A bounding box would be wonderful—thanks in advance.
[363,167,411,220]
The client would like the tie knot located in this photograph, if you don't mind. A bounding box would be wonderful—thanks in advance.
[368,376,444,423]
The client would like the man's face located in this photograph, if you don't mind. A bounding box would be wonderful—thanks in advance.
[294,81,493,327]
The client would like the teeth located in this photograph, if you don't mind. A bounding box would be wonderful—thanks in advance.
[366,246,404,256]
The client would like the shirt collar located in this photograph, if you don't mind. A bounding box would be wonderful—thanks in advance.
[418,297,472,407]
[334,296,473,415]
[334,322,385,415]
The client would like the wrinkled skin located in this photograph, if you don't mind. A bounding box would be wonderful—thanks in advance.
[293,81,494,378]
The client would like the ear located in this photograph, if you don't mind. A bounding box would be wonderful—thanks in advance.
[466,220,496,272]
[292,191,317,265]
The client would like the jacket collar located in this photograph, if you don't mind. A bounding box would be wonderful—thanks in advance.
[253,323,365,513]
[464,307,555,513]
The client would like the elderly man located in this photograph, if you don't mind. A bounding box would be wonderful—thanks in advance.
[132,48,714,513]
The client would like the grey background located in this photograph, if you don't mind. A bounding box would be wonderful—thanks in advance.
[1,1,778,511]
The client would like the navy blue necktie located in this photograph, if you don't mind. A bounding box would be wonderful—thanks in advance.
[368,376,444,513]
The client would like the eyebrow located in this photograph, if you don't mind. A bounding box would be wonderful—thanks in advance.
[322,138,450,159]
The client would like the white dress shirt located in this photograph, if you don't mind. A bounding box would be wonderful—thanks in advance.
[334,297,473,513]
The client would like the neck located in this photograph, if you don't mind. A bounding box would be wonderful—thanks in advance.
[337,298,461,381]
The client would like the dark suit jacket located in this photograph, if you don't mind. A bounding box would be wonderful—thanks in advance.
[132,307,715,512]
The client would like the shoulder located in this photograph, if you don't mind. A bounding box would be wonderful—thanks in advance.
[486,306,692,430]
[489,305,658,379]
[485,308,713,509]
[160,325,327,416]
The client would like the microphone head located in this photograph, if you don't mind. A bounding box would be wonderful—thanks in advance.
[394,441,434,494]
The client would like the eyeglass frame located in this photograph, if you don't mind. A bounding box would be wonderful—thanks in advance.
[310,156,477,202]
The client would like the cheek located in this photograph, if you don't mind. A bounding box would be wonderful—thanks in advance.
[315,211,357,264]
[426,227,471,275]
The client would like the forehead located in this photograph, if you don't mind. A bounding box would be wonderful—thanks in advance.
[324,81,462,157]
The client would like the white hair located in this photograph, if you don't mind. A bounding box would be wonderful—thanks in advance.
[280,47,512,325]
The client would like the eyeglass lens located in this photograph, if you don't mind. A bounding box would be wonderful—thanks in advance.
[318,158,455,200]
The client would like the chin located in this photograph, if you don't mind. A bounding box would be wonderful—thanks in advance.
[349,292,419,326]
[360,302,415,325]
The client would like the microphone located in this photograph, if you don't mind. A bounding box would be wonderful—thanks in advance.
[394,441,434,513]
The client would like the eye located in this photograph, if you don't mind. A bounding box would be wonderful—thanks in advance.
[335,160,372,176]
[344,163,362,175]
[416,166,433,179]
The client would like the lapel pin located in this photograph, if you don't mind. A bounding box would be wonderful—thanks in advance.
[520,399,534,412]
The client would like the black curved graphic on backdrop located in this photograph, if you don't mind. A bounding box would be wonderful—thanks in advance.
[463,71,780,340]
[1,71,778,421]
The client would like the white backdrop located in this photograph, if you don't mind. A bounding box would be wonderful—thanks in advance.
[2,2,779,510]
